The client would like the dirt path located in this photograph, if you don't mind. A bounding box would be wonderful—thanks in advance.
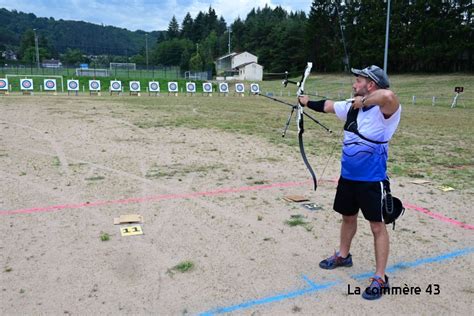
[0,96,472,315]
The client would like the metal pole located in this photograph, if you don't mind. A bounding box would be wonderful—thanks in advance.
[227,26,231,54]
[145,33,149,71]
[33,29,40,69]
[383,0,391,73]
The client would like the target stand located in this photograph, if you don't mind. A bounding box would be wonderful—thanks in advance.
[20,79,34,95]
[202,82,213,96]
[234,83,245,97]
[168,82,179,96]
[218,83,229,97]
[129,81,141,96]
[43,79,58,95]
[451,87,465,108]
[89,80,101,96]
[148,81,160,96]
[249,83,260,96]
[186,82,196,97]
[110,80,122,96]
[0,78,9,96]
[67,79,79,96]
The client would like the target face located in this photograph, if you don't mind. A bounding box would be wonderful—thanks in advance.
[219,83,228,93]
[21,79,33,90]
[67,80,79,91]
[235,83,245,93]
[44,79,56,90]
[203,83,212,93]
[130,81,140,91]
[250,83,260,93]
[111,81,121,91]
[168,82,178,92]
[149,82,160,92]
[186,82,196,93]
[0,79,7,90]
[89,80,100,90]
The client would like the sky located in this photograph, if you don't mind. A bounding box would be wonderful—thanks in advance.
[0,0,313,32]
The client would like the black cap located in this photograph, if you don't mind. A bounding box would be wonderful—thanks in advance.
[351,65,390,89]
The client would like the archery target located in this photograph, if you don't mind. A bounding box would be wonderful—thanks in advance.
[149,81,160,92]
[203,82,213,93]
[20,79,33,90]
[219,82,228,93]
[67,80,79,91]
[110,80,122,92]
[168,82,178,92]
[130,81,141,92]
[250,83,260,94]
[44,79,57,91]
[89,80,101,91]
[235,83,245,93]
[186,82,196,93]
[0,78,8,90]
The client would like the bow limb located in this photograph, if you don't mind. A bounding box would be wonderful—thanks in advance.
[296,62,317,191]
[298,111,318,190]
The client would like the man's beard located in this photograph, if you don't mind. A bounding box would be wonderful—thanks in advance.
[353,87,368,97]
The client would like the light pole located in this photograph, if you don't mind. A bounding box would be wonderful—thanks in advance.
[145,33,149,70]
[227,26,231,54]
[383,0,391,73]
[33,28,40,69]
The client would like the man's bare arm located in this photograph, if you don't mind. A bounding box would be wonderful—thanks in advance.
[353,89,399,117]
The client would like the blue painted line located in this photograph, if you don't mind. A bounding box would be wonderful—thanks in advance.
[198,247,474,315]
[301,274,319,288]
[199,280,339,316]
[351,247,474,280]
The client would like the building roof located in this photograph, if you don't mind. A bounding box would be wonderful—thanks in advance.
[233,61,262,70]
[233,51,257,59]
[42,59,61,64]
[216,52,238,61]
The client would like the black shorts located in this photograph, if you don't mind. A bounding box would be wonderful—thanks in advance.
[333,177,385,222]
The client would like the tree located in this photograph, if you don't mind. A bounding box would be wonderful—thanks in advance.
[62,48,85,65]
[181,13,194,39]
[189,51,203,71]
[152,38,193,66]
[167,16,180,39]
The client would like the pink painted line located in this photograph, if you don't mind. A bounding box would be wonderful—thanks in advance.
[2,177,472,232]
[404,203,474,231]
[0,180,313,216]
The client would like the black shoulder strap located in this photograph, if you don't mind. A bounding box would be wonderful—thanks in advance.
[343,106,389,145]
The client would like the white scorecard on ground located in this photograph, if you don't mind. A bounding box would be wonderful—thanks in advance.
[219,82,229,93]
[203,82,213,93]
[67,80,79,91]
[235,83,245,93]
[0,78,8,90]
[149,81,160,92]
[250,83,260,94]
[20,79,33,91]
[89,80,101,91]
[186,82,196,93]
[129,81,141,92]
[110,80,122,92]
[168,82,178,92]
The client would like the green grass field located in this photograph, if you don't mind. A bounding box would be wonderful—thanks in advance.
[2,73,472,189]
[107,74,473,190]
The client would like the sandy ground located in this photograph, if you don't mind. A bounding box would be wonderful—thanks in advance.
[0,96,472,315]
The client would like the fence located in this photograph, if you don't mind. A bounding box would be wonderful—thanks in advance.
[0,64,182,80]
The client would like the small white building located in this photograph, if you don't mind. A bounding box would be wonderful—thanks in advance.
[236,61,263,82]
[42,59,62,68]
[215,51,263,81]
